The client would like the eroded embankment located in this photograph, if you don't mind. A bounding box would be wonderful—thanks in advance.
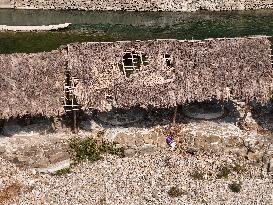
[0,0,273,12]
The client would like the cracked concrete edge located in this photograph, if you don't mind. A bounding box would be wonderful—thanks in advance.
[34,159,71,174]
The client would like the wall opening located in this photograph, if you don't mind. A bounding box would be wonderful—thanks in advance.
[62,70,80,112]
[119,51,148,77]
[163,54,172,67]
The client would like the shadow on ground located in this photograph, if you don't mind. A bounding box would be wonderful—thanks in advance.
[1,99,273,137]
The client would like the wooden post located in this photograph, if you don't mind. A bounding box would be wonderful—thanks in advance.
[172,105,178,124]
[73,110,78,134]
[0,119,4,134]
[50,116,56,131]
[25,114,31,126]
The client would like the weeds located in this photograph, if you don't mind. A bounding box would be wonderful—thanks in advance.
[217,165,231,179]
[201,199,208,204]
[217,162,246,179]
[164,156,172,167]
[168,186,186,197]
[69,137,101,163]
[191,170,204,180]
[99,196,109,205]
[232,163,246,174]
[229,182,242,193]
[53,167,71,176]
[69,136,124,164]
[0,183,22,204]
[99,141,125,158]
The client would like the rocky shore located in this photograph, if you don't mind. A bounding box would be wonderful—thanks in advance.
[0,0,273,12]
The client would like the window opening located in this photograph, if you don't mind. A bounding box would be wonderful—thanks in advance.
[163,54,172,67]
[120,51,148,77]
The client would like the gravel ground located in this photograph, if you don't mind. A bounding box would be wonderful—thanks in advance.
[1,149,273,205]
[1,108,273,205]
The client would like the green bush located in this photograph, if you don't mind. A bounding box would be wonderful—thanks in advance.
[99,141,125,157]
[229,182,242,193]
[168,186,186,197]
[191,170,204,180]
[69,137,102,163]
[217,165,231,179]
[53,167,71,176]
[69,137,125,163]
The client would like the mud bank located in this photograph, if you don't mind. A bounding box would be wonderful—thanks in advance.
[1,0,273,12]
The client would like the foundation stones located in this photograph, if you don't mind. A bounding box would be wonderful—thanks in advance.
[138,144,156,154]
[143,133,154,145]
[124,148,136,157]
[1,110,273,177]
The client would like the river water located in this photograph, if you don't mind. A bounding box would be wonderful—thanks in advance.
[0,9,273,53]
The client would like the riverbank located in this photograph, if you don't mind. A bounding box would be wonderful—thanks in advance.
[0,9,273,54]
[1,0,273,12]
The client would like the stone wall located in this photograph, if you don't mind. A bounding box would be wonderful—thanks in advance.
[2,0,273,11]
[0,50,66,119]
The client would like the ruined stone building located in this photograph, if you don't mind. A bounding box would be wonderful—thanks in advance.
[0,36,272,118]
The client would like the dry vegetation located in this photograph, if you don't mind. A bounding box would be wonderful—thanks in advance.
[0,183,22,205]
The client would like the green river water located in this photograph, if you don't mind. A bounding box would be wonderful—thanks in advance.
[0,9,273,53]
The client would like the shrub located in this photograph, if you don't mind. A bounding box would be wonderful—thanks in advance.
[232,163,246,174]
[69,136,125,163]
[99,141,125,158]
[69,137,101,163]
[229,182,242,193]
[191,170,204,180]
[168,186,186,197]
[217,165,231,179]
[53,167,71,176]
